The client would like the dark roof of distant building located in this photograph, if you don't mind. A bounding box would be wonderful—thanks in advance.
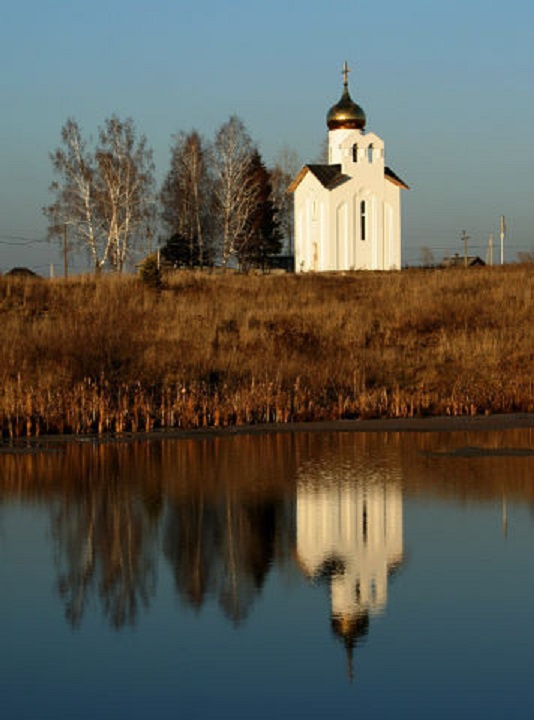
[5,267,40,278]
[440,254,486,268]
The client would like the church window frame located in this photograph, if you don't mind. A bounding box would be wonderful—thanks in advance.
[360,200,367,241]
[352,143,358,162]
[367,143,373,163]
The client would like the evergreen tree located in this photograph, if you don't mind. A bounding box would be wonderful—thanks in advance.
[160,232,211,269]
[160,131,213,268]
[237,151,282,270]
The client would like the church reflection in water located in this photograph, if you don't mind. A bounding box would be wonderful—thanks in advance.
[3,428,533,686]
[1,433,408,676]
[0,435,410,676]
[296,465,403,676]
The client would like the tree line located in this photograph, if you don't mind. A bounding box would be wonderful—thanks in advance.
[44,115,298,273]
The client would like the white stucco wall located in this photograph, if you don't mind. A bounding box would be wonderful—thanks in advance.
[294,172,330,272]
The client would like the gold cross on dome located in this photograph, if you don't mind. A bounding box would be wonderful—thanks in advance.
[342,61,351,87]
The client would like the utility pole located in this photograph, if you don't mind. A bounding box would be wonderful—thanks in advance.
[487,233,494,266]
[461,229,470,267]
[500,215,506,265]
[63,223,69,279]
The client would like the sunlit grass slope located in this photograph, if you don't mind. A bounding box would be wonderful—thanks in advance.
[1,265,532,436]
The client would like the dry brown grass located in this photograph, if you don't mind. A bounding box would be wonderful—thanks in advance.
[1,265,532,436]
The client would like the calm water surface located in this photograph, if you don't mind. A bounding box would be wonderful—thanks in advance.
[1,427,534,719]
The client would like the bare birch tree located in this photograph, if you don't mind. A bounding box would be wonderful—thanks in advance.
[45,116,155,273]
[95,117,155,272]
[45,119,105,271]
[212,116,261,266]
[160,130,213,268]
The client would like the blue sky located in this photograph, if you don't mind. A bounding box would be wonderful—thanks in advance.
[1,0,533,272]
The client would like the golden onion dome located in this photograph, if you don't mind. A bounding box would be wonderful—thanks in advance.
[327,62,366,131]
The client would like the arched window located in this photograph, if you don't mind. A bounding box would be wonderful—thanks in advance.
[367,144,373,163]
[352,143,358,162]
[360,200,366,241]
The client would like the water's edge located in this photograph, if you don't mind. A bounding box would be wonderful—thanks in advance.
[1,412,533,454]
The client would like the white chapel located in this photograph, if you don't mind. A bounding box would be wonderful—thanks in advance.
[289,63,408,272]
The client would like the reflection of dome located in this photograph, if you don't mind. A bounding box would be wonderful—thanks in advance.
[327,62,366,130]
[331,611,370,680]
[331,612,369,649]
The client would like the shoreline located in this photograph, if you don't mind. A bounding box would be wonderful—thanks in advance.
[1,412,533,454]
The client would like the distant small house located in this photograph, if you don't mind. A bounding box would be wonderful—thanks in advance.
[440,254,485,269]
[5,267,40,278]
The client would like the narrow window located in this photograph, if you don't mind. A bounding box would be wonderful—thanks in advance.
[367,144,373,163]
[360,200,366,241]
[352,143,358,162]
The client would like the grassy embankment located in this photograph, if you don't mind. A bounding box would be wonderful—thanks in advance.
[0,265,532,438]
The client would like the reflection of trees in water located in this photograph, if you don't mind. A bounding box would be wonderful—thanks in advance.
[164,491,284,624]
[3,426,533,635]
[1,435,298,628]
[50,445,161,629]
[53,489,157,629]
[161,433,298,623]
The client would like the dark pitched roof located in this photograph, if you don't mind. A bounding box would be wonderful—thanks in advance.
[306,164,344,189]
[287,164,345,192]
[385,166,410,189]
[288,163,409,192]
